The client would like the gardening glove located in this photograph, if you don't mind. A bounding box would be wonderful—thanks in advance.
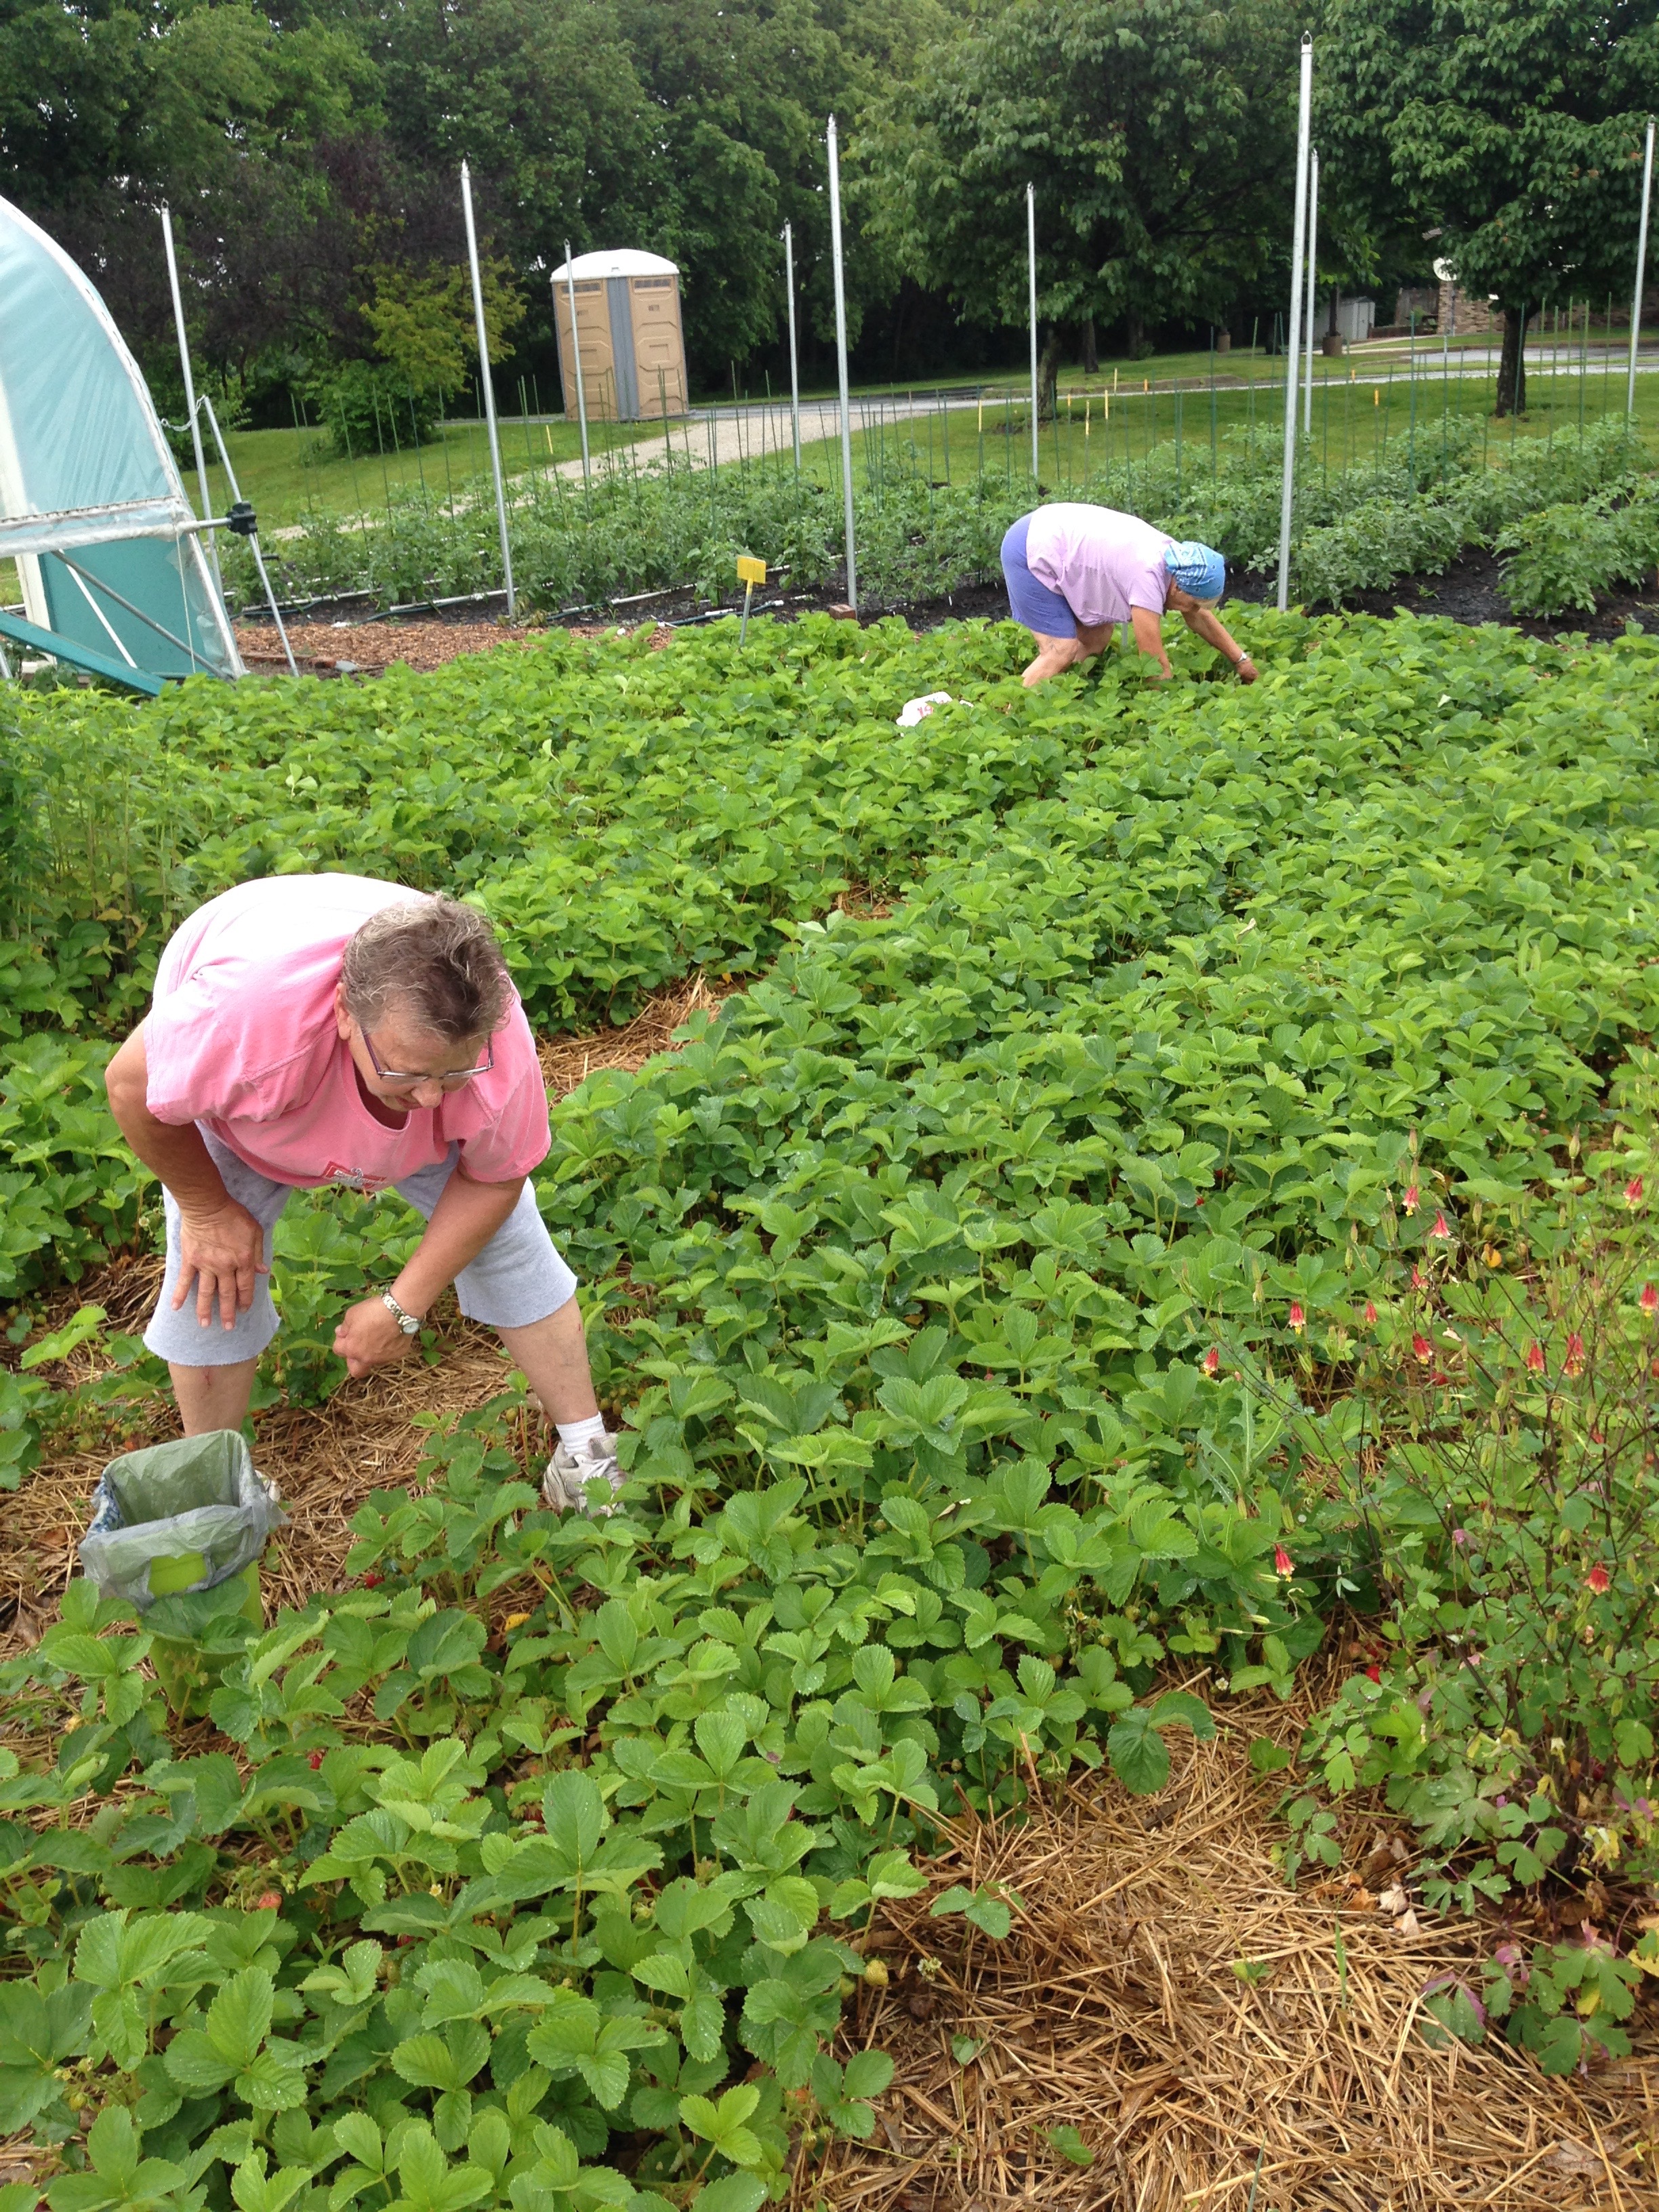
[542,1429,623,1517]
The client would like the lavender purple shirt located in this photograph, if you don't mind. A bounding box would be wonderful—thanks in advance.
[1024,504,1174,628]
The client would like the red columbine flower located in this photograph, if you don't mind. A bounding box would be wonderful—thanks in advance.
[1363,1301,1378,1326]
[1586,1563,1611,1595]
[1412,1332,1433,1363]
[1288,1301,1305,1332]
[1430,1211,1452,1241]
[1564,1332,1586,1378]
[1411,1265,1427,1290]
[1641,1284,1658,1317]
[1525,1341,1546,1374]
[1202,1347,1221,1376]
[1626,1174,1644,1209]
[1403,1183,1420,1215]
[1273,1544,1294,1576]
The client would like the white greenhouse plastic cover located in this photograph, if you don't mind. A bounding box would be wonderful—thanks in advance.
[0,194,241,680]
[548,248,679,283]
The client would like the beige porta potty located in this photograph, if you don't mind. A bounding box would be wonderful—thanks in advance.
[551,249,687,422]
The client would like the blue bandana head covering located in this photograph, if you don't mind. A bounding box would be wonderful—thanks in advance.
[1164,540,1226,604]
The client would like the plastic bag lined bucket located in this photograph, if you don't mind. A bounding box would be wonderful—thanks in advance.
[79,1429,285,1713]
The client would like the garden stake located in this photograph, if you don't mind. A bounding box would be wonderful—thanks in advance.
[737,554,766,643]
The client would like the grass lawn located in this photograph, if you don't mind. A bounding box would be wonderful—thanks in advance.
[197,415,661,534]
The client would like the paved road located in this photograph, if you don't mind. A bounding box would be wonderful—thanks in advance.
[550,394,965,481]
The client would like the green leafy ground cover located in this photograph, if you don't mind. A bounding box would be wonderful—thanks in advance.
[224,411,1656,622]
[4,610,1659,2209]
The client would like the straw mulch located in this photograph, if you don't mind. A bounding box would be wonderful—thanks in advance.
[537,970,729,1096]
[805,1727,1658,2212]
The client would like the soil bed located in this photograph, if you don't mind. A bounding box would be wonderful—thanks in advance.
[238,551,1659,676]
[1227,544,1659,644]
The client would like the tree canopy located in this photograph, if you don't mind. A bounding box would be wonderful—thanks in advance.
[865,0,1300,363]
[1315,0,1659,410]
[10,0,1654,418]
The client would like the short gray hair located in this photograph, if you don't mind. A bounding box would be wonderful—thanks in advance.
[340,896,511,1044]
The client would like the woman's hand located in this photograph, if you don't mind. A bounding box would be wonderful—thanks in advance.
[334,1295,418,1378]
[1235,653,1258,684]
[174,1199,268,1328]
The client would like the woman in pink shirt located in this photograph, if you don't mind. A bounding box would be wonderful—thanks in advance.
[1000,504,1258,687]
[104,876,619,1513]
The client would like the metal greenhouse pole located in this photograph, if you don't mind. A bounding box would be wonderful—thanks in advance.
[159,210,213,537]
[783,221,802,473]
[1277,33,1313,613]
[460,160,514,617]
[827,115,857,611]
[562,241,591,483]
[1303,148,1319,434]
[1027,183,1040,482]
[1629,115,1656,413]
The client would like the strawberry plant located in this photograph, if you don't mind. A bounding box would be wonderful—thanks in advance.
[5,602,1659,2197]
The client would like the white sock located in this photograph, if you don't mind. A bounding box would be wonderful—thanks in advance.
[556,1413,608,1455]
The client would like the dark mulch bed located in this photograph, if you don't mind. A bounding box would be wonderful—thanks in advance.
[1228,542,1659,644]
[237,548,1659,670]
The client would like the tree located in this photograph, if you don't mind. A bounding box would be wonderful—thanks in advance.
[361,261,526,396]
[1315,0,1659,414]
[864,0,1299,372]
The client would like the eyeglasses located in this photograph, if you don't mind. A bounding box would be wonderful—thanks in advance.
[361,1028,494,1088]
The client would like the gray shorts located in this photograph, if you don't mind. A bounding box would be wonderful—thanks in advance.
[144,1128,577,1368]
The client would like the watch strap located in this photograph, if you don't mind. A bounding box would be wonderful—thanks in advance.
[381,1289,421,1335]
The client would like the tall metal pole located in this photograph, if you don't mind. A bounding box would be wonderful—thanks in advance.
[160,206,219,585]
[1027,182,1040,482]
[562,242,591,483]
[461,161,514,617]
[827,115,857,612]
[783,221,802,471]
[1629,115,1656,413]
[1277,34,1313,613]
[1303,148,1319,434]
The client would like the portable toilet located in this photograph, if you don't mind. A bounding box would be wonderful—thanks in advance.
[551,249,687,422]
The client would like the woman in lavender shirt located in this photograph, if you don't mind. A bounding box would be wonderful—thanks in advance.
[1000,503,1258,687]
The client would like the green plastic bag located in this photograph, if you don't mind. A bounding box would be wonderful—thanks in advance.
[79,1429,285,1610]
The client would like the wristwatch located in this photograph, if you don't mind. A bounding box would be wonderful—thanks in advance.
[380,1289,421,1336]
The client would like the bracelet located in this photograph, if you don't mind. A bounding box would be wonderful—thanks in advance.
[380,1288,421,1336]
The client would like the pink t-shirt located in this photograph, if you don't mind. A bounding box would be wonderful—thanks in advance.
[144,875,550,1192]
[1025,504,1173,628]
